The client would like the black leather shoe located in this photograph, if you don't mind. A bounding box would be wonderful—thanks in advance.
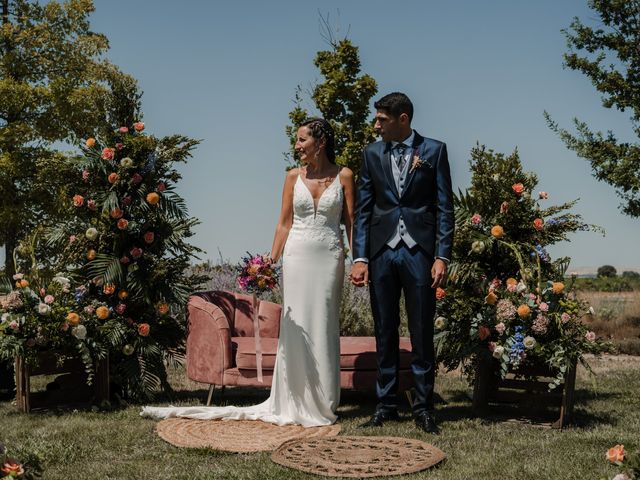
[360,409,400,428]
[414,412,439,434]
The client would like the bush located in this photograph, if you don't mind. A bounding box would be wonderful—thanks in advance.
[597,265,617,278]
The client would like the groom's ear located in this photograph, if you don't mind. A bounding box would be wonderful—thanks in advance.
[399,112,410,125]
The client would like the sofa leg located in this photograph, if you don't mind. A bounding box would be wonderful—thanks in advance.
[206,384,216,406]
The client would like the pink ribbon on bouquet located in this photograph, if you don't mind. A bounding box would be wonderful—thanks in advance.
[252,292,264,383]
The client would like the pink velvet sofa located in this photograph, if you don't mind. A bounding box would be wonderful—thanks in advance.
[186,290,414,405]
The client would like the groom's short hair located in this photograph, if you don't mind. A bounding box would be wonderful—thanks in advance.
[374,92,413,121]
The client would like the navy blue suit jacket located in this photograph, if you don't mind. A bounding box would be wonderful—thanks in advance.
[353,131,454,261]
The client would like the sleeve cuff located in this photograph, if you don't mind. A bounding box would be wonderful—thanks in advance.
[353,258,369,264]
[436,256,450,264]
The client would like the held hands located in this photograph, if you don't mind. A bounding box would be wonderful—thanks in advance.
[349,262,369,287]
[431,258,448,289]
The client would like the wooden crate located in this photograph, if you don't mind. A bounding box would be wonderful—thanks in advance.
[16,352,109,413]
[472,355,577,429]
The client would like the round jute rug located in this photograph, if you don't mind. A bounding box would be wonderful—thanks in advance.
[271,436,446,478]
[155,418,341,453]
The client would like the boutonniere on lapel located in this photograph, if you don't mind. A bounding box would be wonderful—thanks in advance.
[410,154,425,173]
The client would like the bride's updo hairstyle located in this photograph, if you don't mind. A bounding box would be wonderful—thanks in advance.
[300,117,336,164]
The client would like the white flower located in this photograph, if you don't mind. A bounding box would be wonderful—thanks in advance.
[492,173,500,181]
[1,313,9,323]
[72,325,87,340]
[8,320,19,331]
[85,227,99,241]
[471,241,485,254]
[492,345,505,359]
[37,303,51,315]
[588,306,595,315]
[434,317,446,329]
[516,281,527,293]
[12,273,24,280]
[523,336,537,349]
[120,157,134,168]
[585,331,596,342]
[612,473,632,480]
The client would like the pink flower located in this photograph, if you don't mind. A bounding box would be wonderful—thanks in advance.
[82,170,90,182]
[101,147,115,161]
[495,322,506,334]
[87,199,97,210]
[512,183,525,195]
[122,196,132,206]
[61,322,69,331]
[529,293,537,300]
[585,331,596,342]
[115,142,124,150]
[157,182,167,192]
[118,126,129,133]
[538,191,548,199]
[120,256,131,265]
[471,213,481,225]
[84,305,95,315]
[69,235,77,244]
[116,303,127,314]
[538,302,549,312]
[507,283,517,293]
[131,173,143,185]
[533,218,544,231]
[488,341,497,352]
[143,231,155,244]
[12,273,23,280]
[130,247,143,259]
[73,194,84,207]
[561,312,571,324]
[133,121,145,132]
[9,321,19,331]
[44,295,55,304]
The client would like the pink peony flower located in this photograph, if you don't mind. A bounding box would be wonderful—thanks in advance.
[130,247,143,259]
[87,199,97,210]
[561,312,571,324]
[69,235,77,244]
[44,295,55,305]
[495,322,506,334]
[538,302,549,312]
[118,126,129,133]
[9,320,19,331]
[507,283,517,293]
[84,305,95,315]
[115,142,124,150]
[82,170,90,182]
[157,182,167,192]
[471,213,481,225]
[585,331,596,342]
[538,191,548,199]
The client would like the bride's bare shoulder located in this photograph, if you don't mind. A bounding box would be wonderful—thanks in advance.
[287,167,302,179]
[338,167,354,184]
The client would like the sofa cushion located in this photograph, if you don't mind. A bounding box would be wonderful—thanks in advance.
[233,337,279,370]
[339,336,412,370]
[232,293,281,339]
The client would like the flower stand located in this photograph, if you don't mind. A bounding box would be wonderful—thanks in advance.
[15,352,109,413]
[472,355,577,429]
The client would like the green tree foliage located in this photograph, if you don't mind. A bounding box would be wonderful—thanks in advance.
[0,0,140,276]
[45,123,207,399]
[545,0,640,217]
[597,264,617,278]
[286,18,377,175]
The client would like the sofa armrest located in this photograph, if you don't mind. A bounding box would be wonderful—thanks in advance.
[186,295,232,385]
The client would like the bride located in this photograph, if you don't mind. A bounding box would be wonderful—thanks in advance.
[142,118,355,426]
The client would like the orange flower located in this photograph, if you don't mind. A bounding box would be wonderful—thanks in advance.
[117,218,129,230]
[506,278,518,286]
[485,291,498,305]
[157,303,169,315]
[435,287,446,300]
[96,306,110,320]
[110,207,123,219]
[517,304,531,318]
[606,444,625,464]
[103,284,116,295]
[491,225,504,238]
[85,137,96,148]
[73,194,85,207]
[66,312,81,326]
[138,323,150,336]
[533,218,544,231]
[118,290,129,300]
[101,147,115,160]
[1,461,25,476]
[143,231,155,244]
[478,325,491,341]
[552,282,565,294]
[133,121,145,132]
[86,249,97,261]
[146,192,160,205]
[512,183,525,195]
[16,279,29,288]
[108,172,119,184]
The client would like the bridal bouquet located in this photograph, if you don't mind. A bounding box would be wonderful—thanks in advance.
[236,253,280,294]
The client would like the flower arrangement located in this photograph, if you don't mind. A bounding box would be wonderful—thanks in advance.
[236,253,279,295]
[603,444,639,480]
[0,442,42,480]
[0,272,106,377]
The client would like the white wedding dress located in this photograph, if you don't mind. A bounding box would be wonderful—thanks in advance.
[142,172,344,427]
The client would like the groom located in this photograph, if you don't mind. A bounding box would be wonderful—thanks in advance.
[350,92,454,433]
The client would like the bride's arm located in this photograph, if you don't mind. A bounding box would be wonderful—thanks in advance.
[340,167,356,251]
[269,169,298,262]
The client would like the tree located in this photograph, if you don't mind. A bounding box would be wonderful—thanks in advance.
[0,0,140,277]
[597,264,617,278]
[286,16,377,175]
[545,0,640,217]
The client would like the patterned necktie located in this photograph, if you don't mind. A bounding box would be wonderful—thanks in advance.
[394,143,407,171]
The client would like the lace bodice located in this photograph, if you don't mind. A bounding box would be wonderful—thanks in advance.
[287,173,344,256]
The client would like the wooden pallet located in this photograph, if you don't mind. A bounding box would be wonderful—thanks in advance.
[472,355,577,429]
[15,352,109,413]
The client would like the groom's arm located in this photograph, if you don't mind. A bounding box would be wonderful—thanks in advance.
[352,150,375,261]
[435,143,455,262]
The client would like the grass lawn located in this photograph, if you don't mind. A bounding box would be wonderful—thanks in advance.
[2,355,638,480]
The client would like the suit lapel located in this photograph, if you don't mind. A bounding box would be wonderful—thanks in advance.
[381,142,399,199]
[401,131,424,196]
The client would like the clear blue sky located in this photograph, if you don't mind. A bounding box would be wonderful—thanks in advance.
[45,1,640,270]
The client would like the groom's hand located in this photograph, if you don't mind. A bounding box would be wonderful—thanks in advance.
[350,262,369,287]
[431,259,448,289]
